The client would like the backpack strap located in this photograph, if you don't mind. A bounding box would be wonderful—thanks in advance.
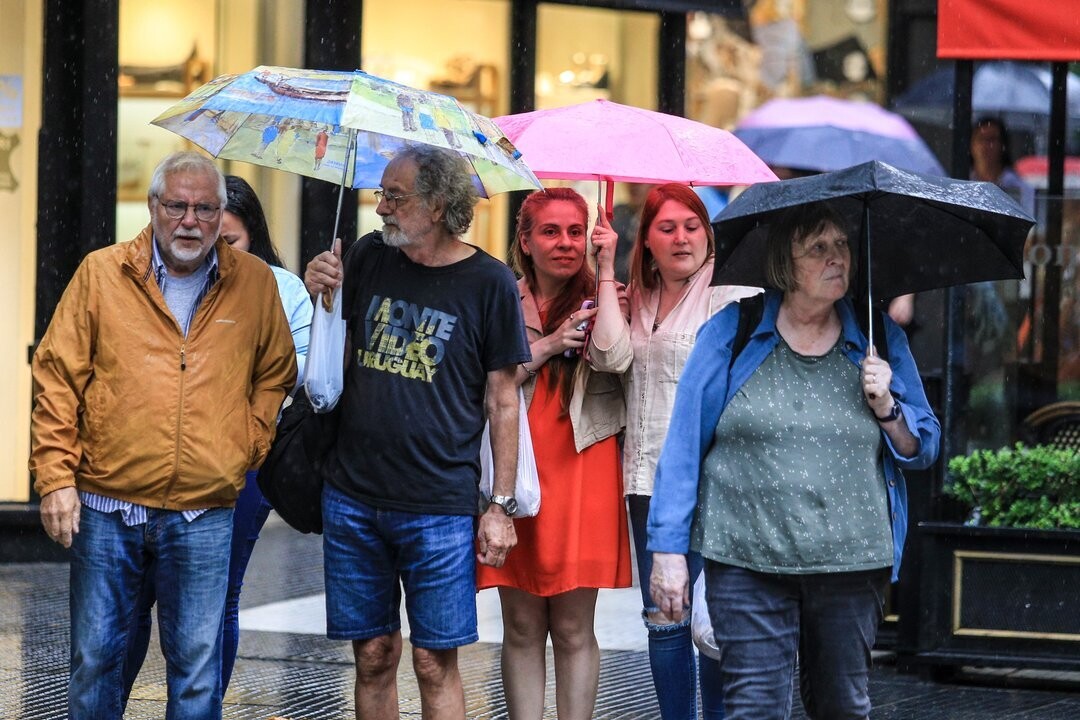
[730,293,765,372]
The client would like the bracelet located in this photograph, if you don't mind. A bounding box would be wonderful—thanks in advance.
[520,362,536,377]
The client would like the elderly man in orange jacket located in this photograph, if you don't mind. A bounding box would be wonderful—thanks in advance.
[29,151,296,720]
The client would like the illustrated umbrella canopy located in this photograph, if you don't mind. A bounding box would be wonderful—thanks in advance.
[711,161,1035,344]
[734,95,945,175]
[494,98,777,186]
[151,65,542,199]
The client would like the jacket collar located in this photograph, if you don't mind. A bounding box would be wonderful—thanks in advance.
[125,224,237,282]
[518,277,543,336]
[758,289,868,350]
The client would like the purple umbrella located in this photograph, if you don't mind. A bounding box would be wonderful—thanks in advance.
[735,95,945,175]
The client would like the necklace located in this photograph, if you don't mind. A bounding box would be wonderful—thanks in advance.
[652,285,663,331]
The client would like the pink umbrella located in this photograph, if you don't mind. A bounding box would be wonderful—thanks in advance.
[493,99,778,209]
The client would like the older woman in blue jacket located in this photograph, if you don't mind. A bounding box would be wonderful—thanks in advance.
[648,201,940,720]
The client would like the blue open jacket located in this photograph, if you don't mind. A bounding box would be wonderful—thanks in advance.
[647,290,941,581]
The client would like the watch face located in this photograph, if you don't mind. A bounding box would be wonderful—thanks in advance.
[504,497,519,515]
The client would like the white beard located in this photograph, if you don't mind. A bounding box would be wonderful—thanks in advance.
[382,223,412,248]
[168,236,206,263]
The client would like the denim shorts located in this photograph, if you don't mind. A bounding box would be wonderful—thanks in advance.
[322,484,478,649]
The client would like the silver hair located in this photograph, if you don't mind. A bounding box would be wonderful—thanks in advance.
[147,151,226,206]
[397,145,478,236]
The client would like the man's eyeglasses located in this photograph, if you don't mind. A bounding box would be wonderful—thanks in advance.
[157,198,222,222]
[374,189,421,208]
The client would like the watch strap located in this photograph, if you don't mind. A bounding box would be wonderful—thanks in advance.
[875,401,901,423]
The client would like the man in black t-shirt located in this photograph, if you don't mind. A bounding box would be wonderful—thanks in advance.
[305,146,529,720]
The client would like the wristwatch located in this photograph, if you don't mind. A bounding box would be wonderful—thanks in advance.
[875,402,902,423]
[488,495,519,516]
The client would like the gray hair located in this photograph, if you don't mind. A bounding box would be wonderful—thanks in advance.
[147,151,226,206]
[765,201,854,292]
[397,145,478,236]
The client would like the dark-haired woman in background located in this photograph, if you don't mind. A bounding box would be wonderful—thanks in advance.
[122,175,311,698]
[970,116,1034,214]
[215,175,312,689]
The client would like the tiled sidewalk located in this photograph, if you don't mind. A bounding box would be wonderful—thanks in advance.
[3,515,1079,719]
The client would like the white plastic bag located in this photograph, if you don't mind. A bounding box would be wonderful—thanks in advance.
[479,388,541,517]
[304,289,346,413]
[692,570,721,660]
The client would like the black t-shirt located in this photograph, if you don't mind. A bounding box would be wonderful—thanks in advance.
[327,232,530,515]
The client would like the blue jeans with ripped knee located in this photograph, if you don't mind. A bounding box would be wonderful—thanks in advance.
[629,494,724,720]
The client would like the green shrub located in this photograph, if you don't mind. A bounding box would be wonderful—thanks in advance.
[946,443,1080,530]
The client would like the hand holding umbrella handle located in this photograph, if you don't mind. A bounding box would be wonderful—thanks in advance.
[319,237,343,311]
[862,351,894,408]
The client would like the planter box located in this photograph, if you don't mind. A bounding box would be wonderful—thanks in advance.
[910,522,1080,673]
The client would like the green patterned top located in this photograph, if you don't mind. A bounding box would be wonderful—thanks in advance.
[691,338,893,573]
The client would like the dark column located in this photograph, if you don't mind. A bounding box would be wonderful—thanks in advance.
[301,0,361,266]
[1039,63,1069,398]
[506,0,539,258]
[16,0,118,556]
[657,12,686,116]
[35,0,119,342]
[942,61,973,473]
[509,0,538,115]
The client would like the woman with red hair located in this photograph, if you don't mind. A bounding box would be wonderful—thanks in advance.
[477,187,632,720]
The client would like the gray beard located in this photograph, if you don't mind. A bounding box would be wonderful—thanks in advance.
[382,224,412,248]
[168,237,206,263]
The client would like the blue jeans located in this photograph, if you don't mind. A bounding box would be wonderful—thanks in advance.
[70,504,232,720]
[704,562,890,720]
[629,494,723,720]
[121,472,269,697]
[322,484,478,648]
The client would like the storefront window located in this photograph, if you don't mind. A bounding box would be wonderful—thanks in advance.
[117,0,220,243]
[0,0,42,501]
[685,2,888,129]
[963,190,1080,452]
[361,0,511,255]
[536,4,658,112]
[533,4,658,234]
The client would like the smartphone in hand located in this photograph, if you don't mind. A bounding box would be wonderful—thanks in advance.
[565,300,595,357]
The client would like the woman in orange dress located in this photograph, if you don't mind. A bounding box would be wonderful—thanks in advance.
[477,187,632,720]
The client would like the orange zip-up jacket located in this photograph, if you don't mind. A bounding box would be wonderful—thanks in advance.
[30,225,297,510]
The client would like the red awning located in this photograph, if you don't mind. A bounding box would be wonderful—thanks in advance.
[938,0,1080,61]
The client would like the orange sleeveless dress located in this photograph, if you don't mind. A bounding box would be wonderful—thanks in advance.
[477,365,631,596]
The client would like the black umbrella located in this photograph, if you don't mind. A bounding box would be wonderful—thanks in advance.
[711,161,1035,350]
